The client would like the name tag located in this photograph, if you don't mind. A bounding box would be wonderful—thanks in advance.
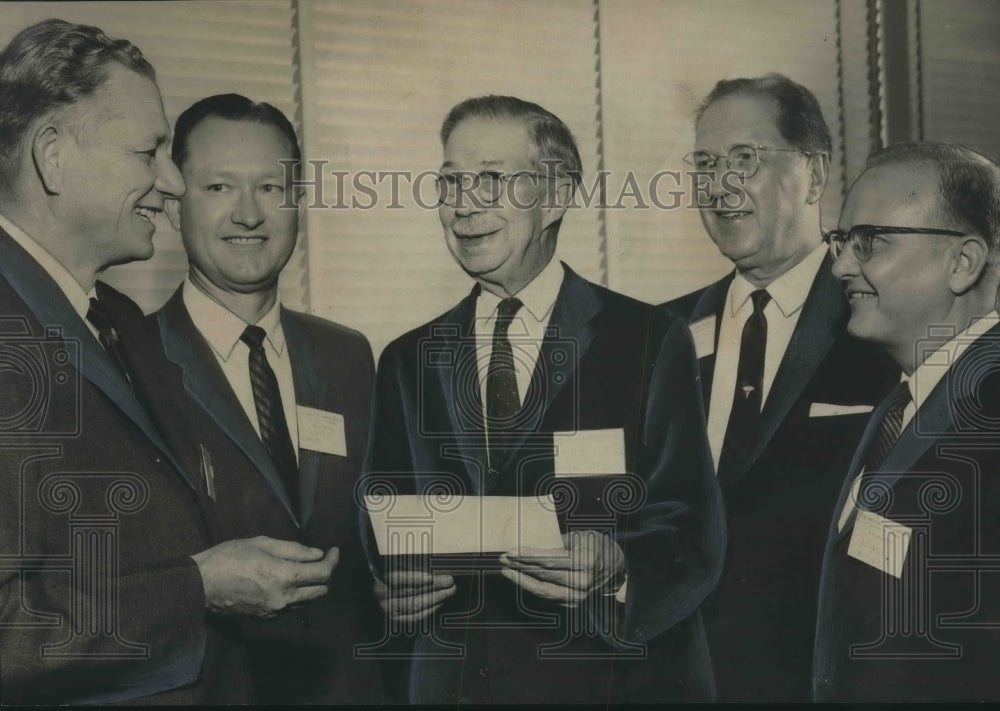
[848,509,912,578]
[554,428,626,477]
[297,405,347,456]
[690,316,716,359]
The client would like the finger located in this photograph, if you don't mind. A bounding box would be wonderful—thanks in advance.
[385,585,456,616]
[502,547,573,568]
[252,536,325,562]
[500,568,587,605]
[385,570,454,591]
[502,560,593,590]
[287,583,330,605]
[324,547,340,572]
[282,557,339,587]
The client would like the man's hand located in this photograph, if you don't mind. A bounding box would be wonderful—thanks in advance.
[374,570,456,622]
[192,536,339,618]
[499,530,625,607]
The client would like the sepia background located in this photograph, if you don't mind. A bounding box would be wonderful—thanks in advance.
[3,0,998,357]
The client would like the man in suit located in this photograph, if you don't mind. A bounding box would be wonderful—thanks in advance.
[0,21,337,704]
[151,93,384,703]
[363,95,725,704]
[814,142,1000,702]
[662,73,898,701]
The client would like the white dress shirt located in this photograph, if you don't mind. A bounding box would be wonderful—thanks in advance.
[183,278,299,461]
[474,256,564,414]
[0,212,99,341]
[836,310,1000,532]
[707,244,828,468]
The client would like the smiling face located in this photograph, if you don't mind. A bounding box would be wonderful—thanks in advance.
[438,116,566,297]
[58,63,183,271]
[694,93,822,284]
[167,116,299,300]
[832,163,964,371]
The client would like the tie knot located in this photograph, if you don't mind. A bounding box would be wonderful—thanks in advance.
[86,297,114,335]
[240,324,268,350]
[750,289,771,314]
[494,298,523,333]
[889,381,913,412]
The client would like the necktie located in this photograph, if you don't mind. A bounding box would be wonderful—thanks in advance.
[861,381,912,474]
[719,289,771,472]
[486,297,523,466]
[86,297,132,387]
[241,324,299,513]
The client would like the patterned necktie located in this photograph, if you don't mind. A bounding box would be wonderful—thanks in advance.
[486,297,523,464]
[86,297,132,387]
[719,289,771,472]
[241,324,299,513]
[861,381,912,474]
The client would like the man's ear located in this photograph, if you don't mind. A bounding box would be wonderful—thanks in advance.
[949,235,990,294]
[164,197,182,231]
[31,123,64,195]
[541,177,573,232]
[805,152,830,205]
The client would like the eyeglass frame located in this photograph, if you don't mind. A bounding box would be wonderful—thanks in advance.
[682,143,821,181]
[435,169,560,207]
[823,224,967,262]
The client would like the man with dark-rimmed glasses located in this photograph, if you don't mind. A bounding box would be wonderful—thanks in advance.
[814,142,1000,702]
[662,73,898,701]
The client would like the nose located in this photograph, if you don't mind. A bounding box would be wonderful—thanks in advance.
[830,241,860,280]
[231,189,264,229]
[156,155,185,198]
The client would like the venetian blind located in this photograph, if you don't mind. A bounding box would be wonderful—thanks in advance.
[297,0,604,357]
[0,1,307,313]
[598,0,852,305]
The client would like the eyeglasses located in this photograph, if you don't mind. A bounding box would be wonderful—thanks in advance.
[682,144,818,180]
[824,225,966,262]
[435,170,555,206]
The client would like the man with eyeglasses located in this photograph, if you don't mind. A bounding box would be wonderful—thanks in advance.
[662,73,898,701]
[814,142,1000,703]
[361,95,724,703]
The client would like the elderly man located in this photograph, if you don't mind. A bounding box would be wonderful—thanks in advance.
[0,20,334,705]
[815,142,1000,702]
[362,95,724,704]
[148,93,384,703]
[662,73,898,701]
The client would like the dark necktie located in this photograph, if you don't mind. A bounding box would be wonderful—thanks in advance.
[861,381,912,474]
[719,289,771,472]
[86,297,132,387]
[486,297,523,465]
[241,324,299,513]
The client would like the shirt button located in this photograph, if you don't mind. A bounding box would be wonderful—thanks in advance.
[478,666,489,679]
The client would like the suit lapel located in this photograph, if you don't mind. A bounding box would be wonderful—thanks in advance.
[434,287,489,493]
[0,229,194,489]
[688,273,733,413]
[281,309,328,526]
[157,288,298,523]
[724,257,845,484]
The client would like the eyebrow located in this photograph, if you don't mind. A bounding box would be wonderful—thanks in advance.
[194,168,287,179]
[440,159,507,170]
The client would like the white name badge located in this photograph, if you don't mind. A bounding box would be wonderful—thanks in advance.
[690,316,716,359]
[848,509,912,578]
[297,405,347,456]
[554,428,626,477]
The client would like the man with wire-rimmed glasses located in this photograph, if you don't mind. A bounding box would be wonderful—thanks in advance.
[662,73,898,702]
[814,141,1000,703]
[361,94,723,703]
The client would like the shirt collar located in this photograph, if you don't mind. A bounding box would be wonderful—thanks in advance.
[0,212,95,321]
[182,277,285,360]
[907,310,1000,412]
[729,244,827,318]
[476,257,564,323]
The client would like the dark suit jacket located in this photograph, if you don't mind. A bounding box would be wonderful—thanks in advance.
[147,286,385,704]
[363,263,725,704]
[0,228,251,704]
[814,321,1000,702]
[662,256,898,701]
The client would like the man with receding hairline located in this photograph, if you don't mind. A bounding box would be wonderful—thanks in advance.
[815,142,1000,702]
[663,73,898,701]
